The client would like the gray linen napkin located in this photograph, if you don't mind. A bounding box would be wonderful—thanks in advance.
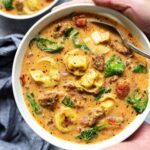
[0,34,61,150]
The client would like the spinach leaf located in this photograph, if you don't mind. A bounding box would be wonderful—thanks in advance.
[127,91,148,113]
[95,87,111,100]
[64,27,74,38]
[76,124,107,142]
[104,55,125,77]
[3,0,13,9]
[30,37,64,53]
[26,93,41,115]
[133,64,147,73]
[62,96,75,108]
[71,32,90,51]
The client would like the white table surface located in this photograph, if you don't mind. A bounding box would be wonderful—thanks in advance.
[0,0,149,147]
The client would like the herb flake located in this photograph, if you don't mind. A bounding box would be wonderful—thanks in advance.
[133,64,147,73]
[62,96,75,108]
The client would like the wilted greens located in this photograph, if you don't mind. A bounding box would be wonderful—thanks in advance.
[104,55,125,77]
[26,93,41,114]
[133,64,147,73]
[127,91,148,113]
[95,87,111,100]
[30,37,64,53]
[62,96,75,108]
[64,27,74,38]
[71,32,90,51]
[76,124,107,142]
[3,0,13,9]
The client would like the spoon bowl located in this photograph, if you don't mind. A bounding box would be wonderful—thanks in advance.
[88,18,150,59]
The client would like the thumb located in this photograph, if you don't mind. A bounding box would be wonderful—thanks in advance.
[93,0,131,11]
[93,0,136,30]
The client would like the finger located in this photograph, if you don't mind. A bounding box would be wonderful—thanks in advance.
[104,141,144,150]
[105,123,150,150]
[93,0,136,28]
[123,7,137,25]
[128,122,150,142]
[93,0,131,11]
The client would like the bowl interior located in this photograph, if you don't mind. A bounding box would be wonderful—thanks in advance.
[0,0,59,20]
[12,4,150,150]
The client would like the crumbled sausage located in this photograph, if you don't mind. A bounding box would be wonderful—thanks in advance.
[106,116,123,124]
[64,83,83,93]
[73,15,87,28]
[109,75,119,84]
[126,59,132,66]
[80,108,104,127]
[63,116,74,127]
[126,59,134,70]
[15,0,24,11]
[110,40,131,55]
[104,116,124,128]
[47,118,54,125]
[38,92,61,109]
[52,23,68,38]
[80,116,89,126]
[64,83,76,90]
[92,55,105,72]
[116,80,130,99]
[64,83,77,93]
[0,3,3,9]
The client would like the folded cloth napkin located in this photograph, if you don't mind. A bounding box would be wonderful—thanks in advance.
[0,34,61,150]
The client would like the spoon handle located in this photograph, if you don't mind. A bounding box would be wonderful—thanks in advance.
[127,42,150,59]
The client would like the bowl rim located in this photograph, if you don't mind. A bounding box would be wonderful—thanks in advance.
[0,0,59,20]
[12,3,150,150]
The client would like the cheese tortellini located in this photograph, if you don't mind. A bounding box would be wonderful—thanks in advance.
[24,0,41,14]
[30,57,60,88]
[64,49,89,76]
[99,94,116,113]
[77,69,104,93]
[84,37,110,55]
[54,108,77,133]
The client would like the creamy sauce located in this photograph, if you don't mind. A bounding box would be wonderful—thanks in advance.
[20,14,149,144]
[0,0,54,15]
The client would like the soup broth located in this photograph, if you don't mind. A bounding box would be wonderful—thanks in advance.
[0,0,54,16]
[20,13,149,144]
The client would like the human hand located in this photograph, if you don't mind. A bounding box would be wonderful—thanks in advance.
[53,0,150,38]
[105,122,150,150]
[93,0,150,37]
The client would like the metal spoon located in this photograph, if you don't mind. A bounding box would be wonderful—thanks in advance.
[88,18,150,59]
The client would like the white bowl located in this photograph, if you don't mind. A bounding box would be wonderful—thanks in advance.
[0,0,59,20]
[12,4,150,150]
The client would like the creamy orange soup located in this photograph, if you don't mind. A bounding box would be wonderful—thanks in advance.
[0,0,54,15]
[20,13,149,144]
